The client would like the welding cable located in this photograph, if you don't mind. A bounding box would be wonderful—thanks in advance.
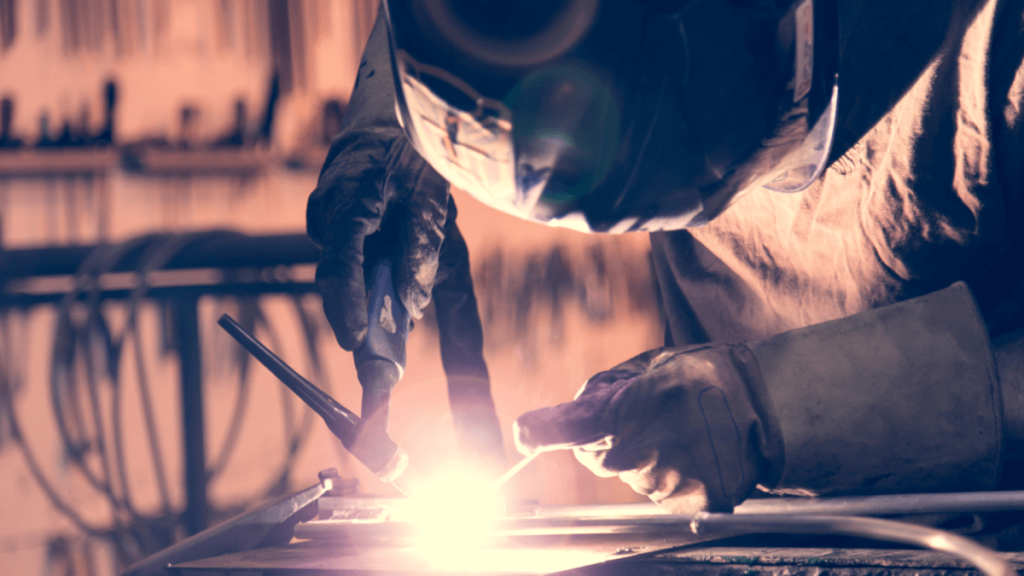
[690,513,1016,576]
[26,230,324,562]
[0,338,108,537]
[120,230,332,507]
[129,234,319,497]
[77,319,124,514]
[50,237,163,518]
[119,232,246,511]
[118,231,317,501]
[80,268,140,523]
[71,235,177,518]
[45,232,238,523]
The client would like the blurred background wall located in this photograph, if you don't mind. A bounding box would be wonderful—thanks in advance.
[0,1,663,575]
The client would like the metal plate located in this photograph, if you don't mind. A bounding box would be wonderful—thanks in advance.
[171,534,722,575]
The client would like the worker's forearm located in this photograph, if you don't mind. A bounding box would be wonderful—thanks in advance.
[995,328,1024,460]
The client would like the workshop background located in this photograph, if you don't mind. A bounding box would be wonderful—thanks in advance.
[0,1,662,575]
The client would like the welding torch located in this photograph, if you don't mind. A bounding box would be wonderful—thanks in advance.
[220,257,534,495]
[218,268,421,494]
[352,259,410,452]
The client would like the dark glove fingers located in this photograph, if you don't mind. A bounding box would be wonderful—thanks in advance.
[653,476,715,514]
[315,185,393,351]
[612,416,750,513]
[572,443,620,478]
[596,375,741,513]
[655,447,740,513]
[513,375,636,454]
[316,240,370,351]
[604,442,730,513]
[394,152,450,319]
[617,457,665,495]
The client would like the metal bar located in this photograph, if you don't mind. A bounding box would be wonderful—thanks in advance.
[174,295,208,535]
[0,281,318,307]
[0,233,319,279]
[525,491,1024,520]
[734,490,1024,516]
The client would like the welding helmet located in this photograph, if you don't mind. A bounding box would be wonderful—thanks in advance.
[383,0,838,233]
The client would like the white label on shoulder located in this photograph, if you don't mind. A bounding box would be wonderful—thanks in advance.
[794,0,814,102]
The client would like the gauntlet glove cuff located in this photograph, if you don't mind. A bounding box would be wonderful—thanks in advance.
[748,282,1003,496]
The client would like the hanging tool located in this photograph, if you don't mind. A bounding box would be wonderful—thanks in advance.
[217,314,420,495]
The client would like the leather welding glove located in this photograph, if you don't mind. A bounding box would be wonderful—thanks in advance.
[307,11,450,352]
[307,12,506,472]
[514,345,780,513]
[516,282,1009,512]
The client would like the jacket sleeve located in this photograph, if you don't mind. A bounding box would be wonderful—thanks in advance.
[306,10,408,249]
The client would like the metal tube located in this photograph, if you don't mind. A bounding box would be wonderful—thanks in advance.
[734,490,1024,516]
[692,513,1016,576]
[0,233,318,279]
[530,490,1024,519]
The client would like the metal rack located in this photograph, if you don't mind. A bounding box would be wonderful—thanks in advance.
[0,232,320,536]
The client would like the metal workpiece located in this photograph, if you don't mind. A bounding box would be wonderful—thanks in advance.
[122,478,331,576]
[145,490,1024,576]
[291,492,1024,576]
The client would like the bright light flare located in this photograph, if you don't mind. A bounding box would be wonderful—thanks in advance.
[393,467,505,550]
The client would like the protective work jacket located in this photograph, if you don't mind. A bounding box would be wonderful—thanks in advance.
[308,0,1024,503]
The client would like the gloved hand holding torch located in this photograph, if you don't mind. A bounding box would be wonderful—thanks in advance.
[306,13,504,474]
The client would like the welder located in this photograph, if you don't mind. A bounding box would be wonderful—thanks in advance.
[306,0,1024,514]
